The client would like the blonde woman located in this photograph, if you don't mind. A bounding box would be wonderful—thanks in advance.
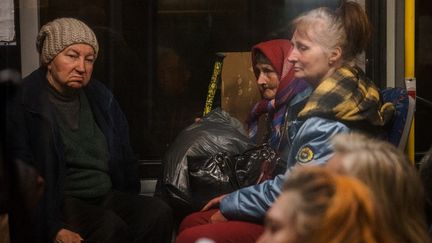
[327,133,430,243]
[257,166,393,243]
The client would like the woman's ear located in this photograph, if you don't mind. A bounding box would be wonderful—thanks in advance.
[328,47,342,65]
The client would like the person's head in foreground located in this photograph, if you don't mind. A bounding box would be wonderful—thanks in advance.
[257,166,391,243]
[327,132,430,243]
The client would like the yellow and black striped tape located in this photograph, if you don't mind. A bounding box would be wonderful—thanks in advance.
[203,55,224,116]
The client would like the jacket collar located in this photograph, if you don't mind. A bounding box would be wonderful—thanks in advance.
[21,67,111,116]
[289,85,313,108]
[21,67,52,116]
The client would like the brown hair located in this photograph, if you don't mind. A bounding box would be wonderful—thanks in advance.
[283,166,391,243]
[291,1,371,63]
[332,133,430,243]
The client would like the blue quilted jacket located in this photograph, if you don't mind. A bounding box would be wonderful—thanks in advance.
[220,88,351,222]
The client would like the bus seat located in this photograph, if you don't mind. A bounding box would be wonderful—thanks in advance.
[381,87,415,150]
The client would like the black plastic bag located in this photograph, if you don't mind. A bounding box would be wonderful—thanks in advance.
[234,143,286,186]
[160,108,255,211]
[188,143,285,208]
[188,153,238,207]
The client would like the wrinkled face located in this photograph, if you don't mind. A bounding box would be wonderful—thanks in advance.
[254,62,280,100]
[46,43,95,94]
[288,30,333,86]
[257,193,299,243]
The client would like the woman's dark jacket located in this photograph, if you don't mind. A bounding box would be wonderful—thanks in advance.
[7,67,139,241]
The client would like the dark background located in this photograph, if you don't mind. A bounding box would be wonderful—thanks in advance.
[2,0,431,169]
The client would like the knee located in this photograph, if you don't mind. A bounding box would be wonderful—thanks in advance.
[91,211,130,242]
[132,198,174,243]
[99,211,129,235]
[178,210,216,233]
[178,213,198,233]
[176,228,201,243]
[176,226,219,243]
[149,198,174,226]
[132,197,173,235]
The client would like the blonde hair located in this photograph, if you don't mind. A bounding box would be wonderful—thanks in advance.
[291,1,371,64]
[283,166,390,243]
[332,133,430,243]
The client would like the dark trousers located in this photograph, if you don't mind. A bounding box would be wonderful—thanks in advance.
[62,190,173,243]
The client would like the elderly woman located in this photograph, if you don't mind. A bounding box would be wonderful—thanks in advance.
[7,18,173,243]
[177,39,310,243]
[176,1,393,243]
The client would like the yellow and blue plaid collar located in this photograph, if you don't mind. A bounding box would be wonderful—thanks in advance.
[298,65,394,126]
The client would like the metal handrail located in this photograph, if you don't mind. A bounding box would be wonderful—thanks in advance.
[417,96,432,109]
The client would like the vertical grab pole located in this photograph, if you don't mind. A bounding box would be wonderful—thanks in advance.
[405,0,415,164]
[203,53,226,116]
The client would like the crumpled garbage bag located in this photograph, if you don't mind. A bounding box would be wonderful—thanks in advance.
[160,108,254,211]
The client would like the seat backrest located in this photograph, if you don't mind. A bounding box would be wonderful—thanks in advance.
[220,52,261,128]
[381,87,415,150]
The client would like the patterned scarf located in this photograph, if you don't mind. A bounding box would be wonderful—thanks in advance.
[246,39,308,149]
[298,65,394,126]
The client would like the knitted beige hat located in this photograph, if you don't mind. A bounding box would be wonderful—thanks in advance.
[36,18,99,65]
